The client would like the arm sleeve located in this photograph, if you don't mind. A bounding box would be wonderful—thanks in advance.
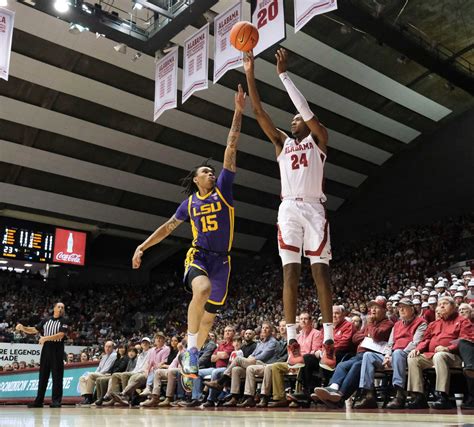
[217,168,235,205]
[175,199,190,221]
[35,319,45,333]
[256,339,277,363]
[384,329,395,356]
[449,318,474,352]
[416,323,433,352]
[372,320,393,342]
[279,72,314,122]
[59,319,69,334]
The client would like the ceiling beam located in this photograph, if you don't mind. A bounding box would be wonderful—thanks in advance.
[333,2,474,95]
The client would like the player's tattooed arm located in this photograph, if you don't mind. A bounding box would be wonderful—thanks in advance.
[224,84,246,172]
[133,215,183,268]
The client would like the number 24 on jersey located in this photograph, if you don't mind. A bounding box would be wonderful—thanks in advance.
[291,153,308,170]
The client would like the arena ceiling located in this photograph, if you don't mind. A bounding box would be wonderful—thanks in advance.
[0,0,473,259]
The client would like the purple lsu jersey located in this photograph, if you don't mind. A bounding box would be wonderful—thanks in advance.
[175,168,235,253]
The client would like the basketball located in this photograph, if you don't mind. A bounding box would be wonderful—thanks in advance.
[230,21,259,52]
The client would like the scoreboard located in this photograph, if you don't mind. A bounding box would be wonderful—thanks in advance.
[1,219,55,263]
[0,218,86,265]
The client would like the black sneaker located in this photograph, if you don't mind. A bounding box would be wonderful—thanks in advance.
[50,403,61,408]
[27,402,44,408]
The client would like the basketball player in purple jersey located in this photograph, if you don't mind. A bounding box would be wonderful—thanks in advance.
[132,85,246,377]
[244,49,336,370]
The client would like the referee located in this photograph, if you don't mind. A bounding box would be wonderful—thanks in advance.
[16,302,69,408]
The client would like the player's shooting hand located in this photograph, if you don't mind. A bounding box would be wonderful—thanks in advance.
[235,84,246,112]
[243,51,254,74]
[132,247,143,269]
[275,48,288,74]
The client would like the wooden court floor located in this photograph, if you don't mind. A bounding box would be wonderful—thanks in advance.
[1,406,474,426]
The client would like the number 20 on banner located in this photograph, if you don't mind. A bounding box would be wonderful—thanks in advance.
[256,0,279,29]
[252,0,285,56]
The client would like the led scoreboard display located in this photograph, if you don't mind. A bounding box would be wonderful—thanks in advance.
[0,218,87,265]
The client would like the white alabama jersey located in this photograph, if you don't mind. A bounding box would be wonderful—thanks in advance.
[277,134,327,201]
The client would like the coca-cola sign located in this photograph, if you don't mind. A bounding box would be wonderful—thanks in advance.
[53,228,86,266]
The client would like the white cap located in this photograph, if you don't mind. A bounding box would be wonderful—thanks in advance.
[425,283,433,288]
[397,291,404,295]
[430,290,438,296]
[457,286,467,292]
[422,290,430,295]
[443,278,449,284]
[404,290,413,297]
[454,292,464,298]
[449,284,458,291]
[451,274,457,279]
[435,282,445,289]
[422,302,429,309]
[410,286,417,290]
[412,298,421,305]
[438,276,444,281]
[413,292,421,297]
[428,297,437,304]
[392,295,401,301]
[428,278,434,283]
[463,271,472,277]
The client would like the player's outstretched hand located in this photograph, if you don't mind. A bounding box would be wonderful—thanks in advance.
[15,323,24,332]
[132,247,143,269]
[275,48,288,74]
[243,51,254,75]
[235,84,246,112]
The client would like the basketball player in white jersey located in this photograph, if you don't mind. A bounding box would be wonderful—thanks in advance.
[244,48,335,370]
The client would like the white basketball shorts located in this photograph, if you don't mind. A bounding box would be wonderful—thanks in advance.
[277,199,332,266]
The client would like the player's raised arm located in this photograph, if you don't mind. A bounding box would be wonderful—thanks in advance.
[275,48,328,153]
[132,215,183,269]
[243,51,287,156]
[223,84,246,173]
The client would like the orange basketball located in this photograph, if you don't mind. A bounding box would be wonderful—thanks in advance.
[230,21,259,52]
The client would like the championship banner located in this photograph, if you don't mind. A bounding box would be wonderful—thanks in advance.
[294,0,338,33]
[153,46,178,121]
[0,7,15,81]
[251,0,285,57]
[213,1,243,83]
[182,23,209,104]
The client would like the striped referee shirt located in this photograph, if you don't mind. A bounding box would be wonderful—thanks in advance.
[36,317,69,343]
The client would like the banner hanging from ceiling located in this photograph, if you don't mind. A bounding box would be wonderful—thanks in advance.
[213,1,243,83]
[251,0,285,57]
[153,47,179,121]
[0,7,15,81]
[294,0,338,33]
[182,23,209,103]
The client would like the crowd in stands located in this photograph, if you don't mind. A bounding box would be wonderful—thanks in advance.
[0,214,473,410]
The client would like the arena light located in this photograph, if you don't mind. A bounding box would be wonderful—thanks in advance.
[114,43,127,54]
[24,263,33,267]
[133,1,143,11]
[0,260,8,264]
[54,0,70,13]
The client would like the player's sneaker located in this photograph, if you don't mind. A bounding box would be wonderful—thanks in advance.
[181,374,194,393]
[320,340,336,371]
[179,347,199,378]
[287,339,305,368]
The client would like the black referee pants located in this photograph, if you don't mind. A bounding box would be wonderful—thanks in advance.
[35,343,64,404]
